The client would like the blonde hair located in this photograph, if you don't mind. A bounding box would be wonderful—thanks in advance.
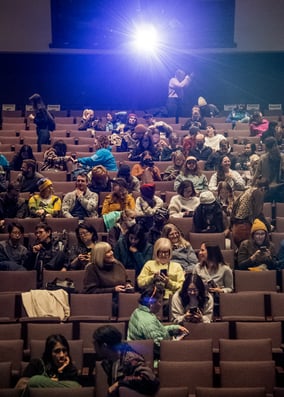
[161,223,190,249]
[153,238,172,261]
[91,242,112,268]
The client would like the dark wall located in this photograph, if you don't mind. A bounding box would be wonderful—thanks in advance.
[1,52,284,113]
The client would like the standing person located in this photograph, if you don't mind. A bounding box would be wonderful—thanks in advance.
[137,237,185,317]
[171,273,213,324]
[251,136,284,202]
[17,334,80,392]
[28,178,62,219]
[28,93,55,152]
[114,223,153,277]
[127,285,189,359]
[237,219,277,271]
[16,159,43,193]
[167,69,192,119]
[93,325,160,396]
[0,222,28,270]
[62,173,98,219]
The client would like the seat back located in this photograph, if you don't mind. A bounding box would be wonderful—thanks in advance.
[234,270,278,292]
[219,338,272,361]
[182,322,229,352]
[158,361,213,393]
[69,293,113,321]
[117,293,140,321]
[43,270,85,293]
[0,293,18,321]
[270,292,284,320]
[126,340,154,369]
[0,271,37,293]
[0,362,12,388]
[119,386,189,397]
[195,386,266,397]
[219,292,266,321]
[169,217,194,237]
[220,361,275,393]
[189,232,226,249]
[0,340,23,376]
[160,339,213,362]
[26,322,73,350]
[0,323,21,340]
[29,387,95,397]
[235,321,282,350]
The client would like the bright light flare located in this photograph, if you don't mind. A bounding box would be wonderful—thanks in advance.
[131,25,159,53]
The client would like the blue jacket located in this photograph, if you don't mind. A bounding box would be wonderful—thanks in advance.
[78,148,117,171]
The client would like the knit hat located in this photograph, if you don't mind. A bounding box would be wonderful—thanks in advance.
[251,219,267,234]
[186,156,197,163]
[198,96,207,107]
[37,178,52,192]
[128,113,137,120]
[140,183,155,199]
[199,191,216,205]
[103,211,121,231]
[134,124,147,134]
[117,164,131,177]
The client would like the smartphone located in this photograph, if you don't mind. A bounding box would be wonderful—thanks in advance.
[160,269,168,277]
[260,246,267,252]
[190,307,198,314]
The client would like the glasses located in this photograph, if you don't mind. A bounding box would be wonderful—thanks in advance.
[53,348,67,354]
[254,232,266,236]
[188,288,198,293]
[158,250,170,256]
[168,232,179,237]
[11,230,22,236]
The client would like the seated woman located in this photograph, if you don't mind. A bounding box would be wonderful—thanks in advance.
[70,223,98,270]
[83,242,133,315]
[114,223,153,277]
[174,156,208,195]
[161,223,198,273]
[108,209,136,248]
[162,150,185,181]
[10,144,36,171]
[127,285,189,359]
[208,155,246,192]
[171,273,213,324]
[193,242,233,316]
[41,140,73,173]
[28,178,62,218]
[161,133,181,161]
[17,334,80,392]
[135,183,164,217]
[249,111,269,138]
[168,180,200,218]
[128,131,159,162]
[237,218,277,270]
[137,237,185,317]
[193,191,225,234]
[216,181,235,217]
[88,165,111,194]
[131,151,162,184]
[101,178,135,215]
[78,108,97,131]
[116,164,140,193]
[204,124,226,152]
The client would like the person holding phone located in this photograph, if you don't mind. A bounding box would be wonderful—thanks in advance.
[127,285,189,359]
[137,237,185,317]
[171,273,213,324]
[16,334,80,392]
[237,218,277,270]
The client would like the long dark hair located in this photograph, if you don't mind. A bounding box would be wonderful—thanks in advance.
[126,223,148,251]
[179,273,207,311]
[75,223,98,246]
[216,155,230,184]
[42,334,72,373]
[199,242,226,272]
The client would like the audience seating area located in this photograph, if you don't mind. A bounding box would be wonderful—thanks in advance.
[1,112,284,396]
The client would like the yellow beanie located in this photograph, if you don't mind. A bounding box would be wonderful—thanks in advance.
[251,218,267,234]
[37,178,53,192]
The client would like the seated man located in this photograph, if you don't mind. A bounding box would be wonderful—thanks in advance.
[16,159,43,193]
[190,133,212,161]
[0,222,28,270]
[27,222,67,272]
[0,182,28,219]
[62,173,98,219]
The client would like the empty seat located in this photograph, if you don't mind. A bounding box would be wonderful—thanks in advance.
[0,323,21,340]
[0,340,23,378]
[270,293,284,321]
[43,270,85,293]
[117,293,140,322]
[45,217,80,233]
[69,293,113,321]
[29,387,95,397]
[0,362,12,388]
[168,217,193,237]
[219,361,275,394]
[234,270,278,292]
[158,361,213,394]
[160,339,213,362]
[0,293,18,322]
[219,292,266,321]
[0,271,37,293]
[195,386,266,397]
[119,386,189,397]
[219,338,272,361]
[127,340,154,369]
